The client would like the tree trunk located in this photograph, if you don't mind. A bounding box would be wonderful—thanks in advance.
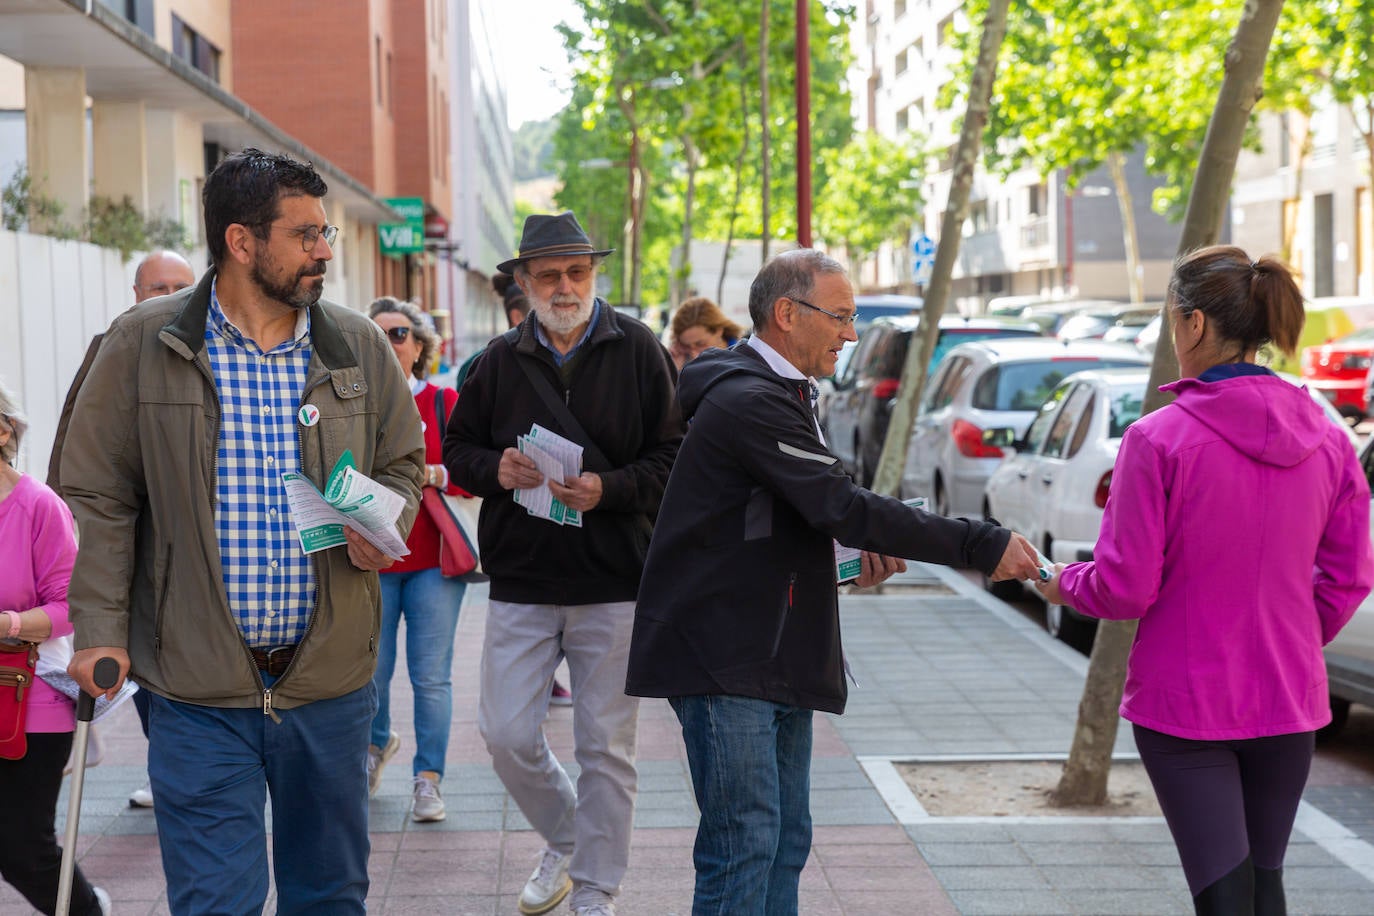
[760,0,771,262]
[1054,0,1286,807]
[719,48,752,303]
[676,140,699,305]
[870,0,1011,497]
[1106,151,1144,303]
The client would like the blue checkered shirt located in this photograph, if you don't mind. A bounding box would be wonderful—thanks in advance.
[205,282,316,647]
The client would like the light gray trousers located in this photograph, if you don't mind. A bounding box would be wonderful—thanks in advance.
[479,599,640,908]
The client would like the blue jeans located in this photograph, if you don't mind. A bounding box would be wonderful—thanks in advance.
[370,567,465,776]
[670,695,814,916]
[146,679,376,915]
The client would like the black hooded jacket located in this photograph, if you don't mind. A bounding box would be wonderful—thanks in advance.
[626,343,1011,714]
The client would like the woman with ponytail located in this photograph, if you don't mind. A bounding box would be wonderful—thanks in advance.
[1039,245,1374,915]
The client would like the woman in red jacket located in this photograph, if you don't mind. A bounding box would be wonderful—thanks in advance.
[366,298,469,822]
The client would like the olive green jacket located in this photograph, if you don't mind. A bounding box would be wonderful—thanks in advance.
[61,269,424,711]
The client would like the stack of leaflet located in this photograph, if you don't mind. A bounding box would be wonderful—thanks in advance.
[514,423,585,526]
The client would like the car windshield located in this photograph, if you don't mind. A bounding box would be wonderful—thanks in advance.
[1107,380,1146,438]
[930,327,1041,373]
[972,358,1143,411]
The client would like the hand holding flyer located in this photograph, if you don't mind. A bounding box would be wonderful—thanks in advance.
[281,450,411,558]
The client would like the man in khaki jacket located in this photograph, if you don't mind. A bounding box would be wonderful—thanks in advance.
[63,148,424,915]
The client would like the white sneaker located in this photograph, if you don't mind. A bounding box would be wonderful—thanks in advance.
[128,780,154,808]
[518,847,572,915]
[411,773,445,822]
[366,731,399,798]
[573,904,615,916]
[62,726,105,776]
[93,886,112,915]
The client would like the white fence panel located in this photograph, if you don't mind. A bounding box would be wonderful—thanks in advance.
[0,228,138,477]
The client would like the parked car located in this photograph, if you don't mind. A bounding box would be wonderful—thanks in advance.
[821,315,1042,485]
[984,368,1359,648]
[853,293,924,334]
[899,338,1150,517]
[1302,324,1374,422]
[1324,435,1374,735]
[1134,314,1161,355]
[1019,298,1126,335]
[1056,304,1161,343]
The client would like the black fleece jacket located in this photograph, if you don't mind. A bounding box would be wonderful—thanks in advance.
[443,303,683,605]
[626,343,1010,714]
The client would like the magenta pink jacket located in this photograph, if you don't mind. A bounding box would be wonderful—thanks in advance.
[0,474,78,732]
[1059,374,1374,740]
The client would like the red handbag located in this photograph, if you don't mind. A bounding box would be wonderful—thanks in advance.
[0,640,39,760]
[421,488,485,581]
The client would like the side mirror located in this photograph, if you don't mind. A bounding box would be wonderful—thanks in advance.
[983,426,1018,449]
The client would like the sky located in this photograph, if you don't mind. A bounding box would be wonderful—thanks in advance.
[489,0,583,130]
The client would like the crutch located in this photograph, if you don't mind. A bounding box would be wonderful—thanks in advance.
[56,657,120,916]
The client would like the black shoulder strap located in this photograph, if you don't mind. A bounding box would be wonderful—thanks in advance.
[502,327,612,471]
[433,386,448,438]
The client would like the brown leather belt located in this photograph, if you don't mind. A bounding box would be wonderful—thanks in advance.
[249,645,297,677]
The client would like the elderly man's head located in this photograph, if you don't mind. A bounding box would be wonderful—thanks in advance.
[748,248,857,379]
[133,250,196,302]
[499,211,614,338]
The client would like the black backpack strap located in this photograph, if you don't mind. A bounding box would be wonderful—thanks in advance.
[433,386,448,437]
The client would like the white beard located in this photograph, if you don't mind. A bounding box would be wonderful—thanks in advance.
[531,292,594,334]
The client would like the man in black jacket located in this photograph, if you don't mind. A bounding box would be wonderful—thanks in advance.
[443,212,682,916]
[627,248,1039,915]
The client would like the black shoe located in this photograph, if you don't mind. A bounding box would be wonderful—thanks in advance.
[1193,856,1254,916]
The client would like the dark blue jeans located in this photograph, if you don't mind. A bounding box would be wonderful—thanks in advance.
[147,678,376,915]
[670,694,814,916]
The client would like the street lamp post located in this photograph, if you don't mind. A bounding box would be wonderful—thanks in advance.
[796,0,812,247]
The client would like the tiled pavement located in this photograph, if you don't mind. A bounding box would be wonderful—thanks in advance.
[7,565,1374,914]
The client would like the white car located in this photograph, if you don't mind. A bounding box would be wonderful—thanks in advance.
[900,338,1149,517]
[1324,436,1374,734]
[984,367,1360,647]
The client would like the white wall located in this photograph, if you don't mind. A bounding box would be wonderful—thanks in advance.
[0,228,136,477]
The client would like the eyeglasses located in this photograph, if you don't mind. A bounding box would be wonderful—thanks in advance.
[790,296,857,328]
[265,223,340,252]
[528,264,594,288]
[385,326,413,344]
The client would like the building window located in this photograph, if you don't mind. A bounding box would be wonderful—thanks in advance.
[895,49,908,75]
[1027,182,1047,218]
[895,0,907,18]
[896,108,909,133]
[387,51,394,116]
[171,14,221,83]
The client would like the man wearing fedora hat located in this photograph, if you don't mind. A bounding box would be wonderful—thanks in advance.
[443,211,683,916]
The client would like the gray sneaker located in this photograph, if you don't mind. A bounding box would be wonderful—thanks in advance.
[366,731,399,798]
[572,904,615,916]
[411,772,446,822]
[518,847,572,915]
[128,780,154,808]
[93,886,112,915]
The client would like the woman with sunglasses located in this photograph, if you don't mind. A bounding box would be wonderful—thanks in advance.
[365,298,468,823]
[1038,246,1374,915]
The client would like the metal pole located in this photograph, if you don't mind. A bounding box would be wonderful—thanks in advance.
[795,0,812,247]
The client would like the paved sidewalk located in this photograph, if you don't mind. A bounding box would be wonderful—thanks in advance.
[7,565,1374,914]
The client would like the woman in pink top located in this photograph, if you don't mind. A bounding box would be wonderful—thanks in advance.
[1040,246,1374,915]
[0,381,108,915]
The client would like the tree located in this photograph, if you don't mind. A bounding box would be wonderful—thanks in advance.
[870,0,1012,499]
[948,0,1245,301]
[815,132,926,274]
[1054,0,1287,807]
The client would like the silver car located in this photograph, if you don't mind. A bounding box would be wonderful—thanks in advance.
[1325,436,1374,734]
[900,338,1149,516]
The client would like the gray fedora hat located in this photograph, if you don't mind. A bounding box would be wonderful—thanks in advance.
[497,211,615,275]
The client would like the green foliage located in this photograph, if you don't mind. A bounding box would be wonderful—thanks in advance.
[513,119,558,181]
[550,0,855,305]
[1,165,76,238]
[86,195,149,261]
[816,132,926,262]
[945,0,1245,220]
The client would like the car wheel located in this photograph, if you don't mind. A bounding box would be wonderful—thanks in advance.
[851,438,868,487]
[934,477,950,517]
[1318,696,1352,741]
[1046,602,1097,652]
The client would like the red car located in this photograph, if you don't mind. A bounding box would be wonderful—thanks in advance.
[1301,325,1374,422]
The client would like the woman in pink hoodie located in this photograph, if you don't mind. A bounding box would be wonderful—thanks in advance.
[0,380,108,915]
[1040,246,1374,916]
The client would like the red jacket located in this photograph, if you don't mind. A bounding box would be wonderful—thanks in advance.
[390,381,466,573]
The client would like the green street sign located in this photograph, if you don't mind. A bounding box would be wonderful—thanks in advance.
[380,196,425,256]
